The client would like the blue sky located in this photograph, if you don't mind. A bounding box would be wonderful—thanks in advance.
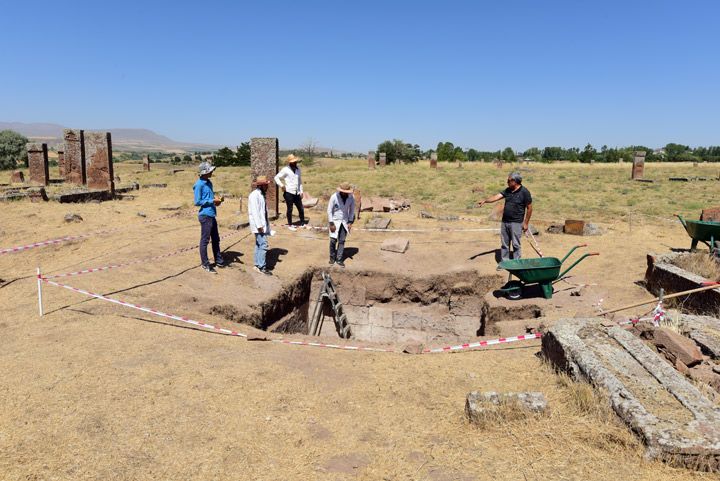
[1,0,718,151]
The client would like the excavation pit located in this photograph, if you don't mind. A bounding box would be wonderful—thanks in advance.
[212,268,545,346]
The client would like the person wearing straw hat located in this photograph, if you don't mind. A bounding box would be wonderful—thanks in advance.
[274,154,305,230]
[194,161,225,274]
[327,182,355,267]
[477,171,533,261]
[248,175,273,275]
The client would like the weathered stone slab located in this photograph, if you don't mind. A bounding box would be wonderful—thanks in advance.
[57,150,65,177]
[84,132,114,193]
[63,129,85,185]
[652,328,703,366]
[51,190,113,203]
[143,154,151,171]
[379,152,386,167]
[430,152,437,169]
[564,219,585,236]
[27,143,49,186]
[645,253,720,314]
[250,137,279,217]
[366,217,391,230]
[367,151,375,170]
[683,314,720,359]
[466,392,548,425]
[10,171,24,183]
[380,238,409,253]
[701,207,720,222]
[632,151,646,180]
[543,318,720,471]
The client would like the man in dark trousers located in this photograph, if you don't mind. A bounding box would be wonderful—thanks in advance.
[477,172,533,260]
[274,154,305,230]
[193,161,225,273]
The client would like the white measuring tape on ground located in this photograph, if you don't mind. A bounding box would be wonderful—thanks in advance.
[38,275,540,355]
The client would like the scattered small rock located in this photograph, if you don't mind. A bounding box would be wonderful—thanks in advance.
[402,343,425,354]
[546,224,564,234]
[437,215,459,222]
[380,238,409,253]
[570,286,586,297]
[420,210,435,219]
[366,217,391,230]
[114,175,121,182]
[142,183,168,189]
[64,213,83,223]
[137,212,147,218]
[466,391,548,426]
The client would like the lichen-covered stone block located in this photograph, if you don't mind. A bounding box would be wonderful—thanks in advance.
[367,151,375,169]
[466,391,548,425]
[379,152,387,167]
[84,132,114,193]
[57,150,65,177]
[27,143,49,186]
[632,151,646,180]
[430,152,438,169]
[63,129,86,185]
[250,137,279,216]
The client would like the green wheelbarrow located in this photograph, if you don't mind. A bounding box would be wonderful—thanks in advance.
[676,214,720,254]
[497,244,599,300]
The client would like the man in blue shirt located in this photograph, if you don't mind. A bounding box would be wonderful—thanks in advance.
[193,161,225,273]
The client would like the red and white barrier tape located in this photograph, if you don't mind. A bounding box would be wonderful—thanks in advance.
[40,276,539,355]
[44,230,243,279]
[285,225,499,233]
[423,332,542,353]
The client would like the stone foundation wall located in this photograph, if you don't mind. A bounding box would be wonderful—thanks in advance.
[645,252,720,314]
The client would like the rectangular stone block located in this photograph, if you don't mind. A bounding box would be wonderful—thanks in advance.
[430,152,437,169]
[367,151,375,170]
[701,206,720,222]
[343,306,369,325]
[349,323,372,341]
[368,306,393,328]
[84,132,115,193]
[379,152,386,167]
[63,129,86,185]
[57,150,65,177]
[543,318,720,471]
[632,151,646,180]
[143,154,151,171]
[395,329,427,345]
[564,219,585,236]
[250,138,279,217]
[370,325,397,343]
[392,311,423,330]
[27,143,49,186]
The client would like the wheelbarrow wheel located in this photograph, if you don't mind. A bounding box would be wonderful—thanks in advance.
[503,281,524,300]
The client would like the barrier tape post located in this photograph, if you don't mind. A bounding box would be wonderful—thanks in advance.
[37,267,43,316]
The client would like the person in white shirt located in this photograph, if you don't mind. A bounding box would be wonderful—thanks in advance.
[274,154,305,230]
[248,175,272,275]
[327,182,355,267]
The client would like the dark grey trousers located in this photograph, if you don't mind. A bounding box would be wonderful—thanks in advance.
[199,215,220,266]
[329,224,348,262]
[500,222,522,260]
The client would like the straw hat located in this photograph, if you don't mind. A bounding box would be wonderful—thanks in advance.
[337,182,354,194]
[286,154,303,164]
[254,175,270,186]
[198,161,216,176]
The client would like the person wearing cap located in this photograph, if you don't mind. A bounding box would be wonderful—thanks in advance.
[477,172,533,261]
[248,175,272,275]
[194,161,225,274]
[327,182,355,267]
[274,154,305,230]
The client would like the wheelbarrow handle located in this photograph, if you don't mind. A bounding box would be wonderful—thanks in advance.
[588,252,600,256]
[557,252,599,280]
[576,243,588,248]
[560,244,587,263]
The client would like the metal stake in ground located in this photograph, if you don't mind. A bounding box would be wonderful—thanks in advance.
[37,267,43,316]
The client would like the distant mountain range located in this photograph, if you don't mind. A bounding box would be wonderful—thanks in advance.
[0,122,220,152]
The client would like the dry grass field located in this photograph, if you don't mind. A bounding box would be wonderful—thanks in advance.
[1,159,719,480]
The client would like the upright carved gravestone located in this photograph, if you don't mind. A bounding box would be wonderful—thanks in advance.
[379,152,387,167]
[11,171,24,183]
[367,151,375,170]
[63,129,86,185]
[84,131,115,193]
[632,151,646,180]
[57,150,65,177]
[27,143,49,186]
[430,152,438,169]
[143,154,151,171]
[250,137,279,217]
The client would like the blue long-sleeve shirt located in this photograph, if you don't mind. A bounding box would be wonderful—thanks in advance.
[193,178,216,217]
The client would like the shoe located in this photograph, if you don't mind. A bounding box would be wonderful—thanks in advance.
[253,266,262,273]
[336,260,345,268]
[260,267,273,276]
[288,225,297,231]
[215,256,226,268]
[328,259,335,265]
[202,264,218,274]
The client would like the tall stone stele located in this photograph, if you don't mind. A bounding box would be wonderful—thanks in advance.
[27,143,49,186]
[250,137,279,217]
[84,131,115,193]
[63,129,86,185]
[379,152,387,167]
[430,152,438,169]
[57,150,65,177]
[632,151,646,180]
[143,154,151,171]
[367,151,376,170]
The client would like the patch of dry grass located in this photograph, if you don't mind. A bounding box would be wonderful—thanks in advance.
[672,252,720,282]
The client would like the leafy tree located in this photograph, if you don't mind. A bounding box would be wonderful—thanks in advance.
[501,147,515,162]
[213,147,236,166]
[664,143,690,161]
[0,130,28,170]
[377,139,421,163]
[436,142,455,162]
[236,142,251,166]
[579,143,596,163]
[182,154,193,163]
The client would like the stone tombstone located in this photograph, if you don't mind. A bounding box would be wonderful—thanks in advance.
[63,129,86,185]
[250,137,279,217]
[84,131,115,193]
[143,154,151,171]
[57,150,65,177]
[430,152,438,169]
[10,170,24,183]
[379,152,387,167]
[632,151,646,180]
[27,143,49,186]
[367,151,375,170]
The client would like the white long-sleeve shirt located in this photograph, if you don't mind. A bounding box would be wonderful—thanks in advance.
[327,192,355,238]
[274,166,303,195]
[248,189,269,234]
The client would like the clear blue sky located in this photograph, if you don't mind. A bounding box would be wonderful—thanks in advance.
[1,0,718,152]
